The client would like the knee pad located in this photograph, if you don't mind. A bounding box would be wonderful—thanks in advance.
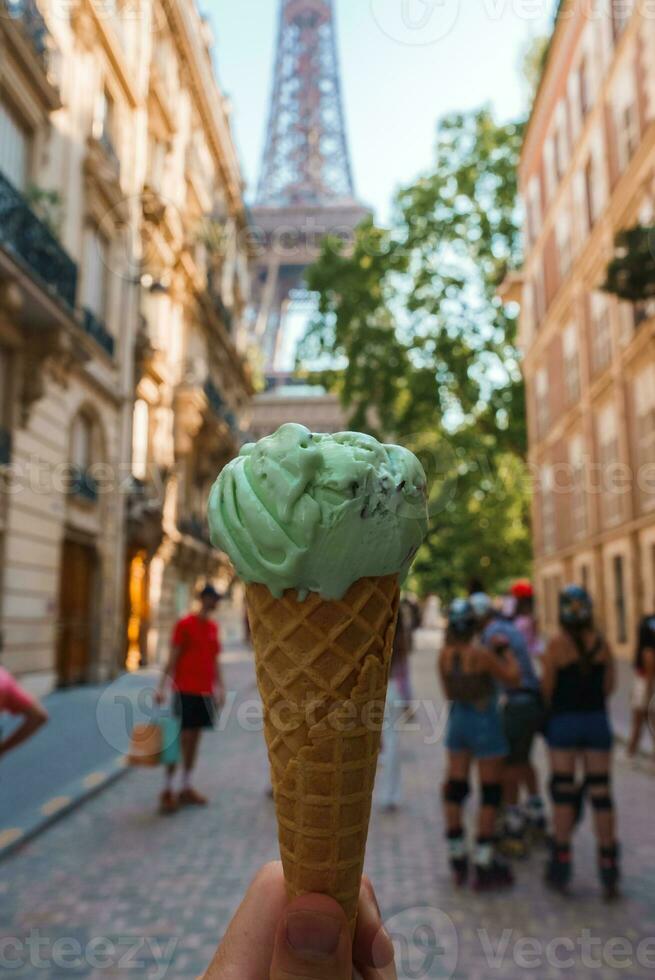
[550,773,579,806]
[481,783,502,808]
[443,779,470,805]
[586,773,613,811]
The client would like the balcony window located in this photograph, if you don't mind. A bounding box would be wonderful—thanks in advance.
[132,398,150,481]
[611,0,632,42]
[590,294,612,374]
[635,364,655,510]
[0,100,30,192]
[70,412,99,503]
[541,465,557,555]
[569,433,587,540]
[82,226,110,320]
[536,368,550,438]
[598,403,622,528]
[612,554,628,644]
[563,323,580,403]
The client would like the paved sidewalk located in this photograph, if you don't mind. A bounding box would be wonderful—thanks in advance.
[1,643,654,979]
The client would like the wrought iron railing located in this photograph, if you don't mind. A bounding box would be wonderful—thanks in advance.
[68,466,99,503]
[0,427,11,467]
[203,378,224,417]
[5,0,49,64]
[0,172,78,309]
[179,514,212,546]
[82,308,115,358]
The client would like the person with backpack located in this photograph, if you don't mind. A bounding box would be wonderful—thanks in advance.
[541,585,619,899]
[438,599,520,891]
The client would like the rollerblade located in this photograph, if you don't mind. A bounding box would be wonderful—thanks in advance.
[500,806,529,859]
[545,843,572,895]
[447,831,468,887]
[524,796,548,847]
[599,844,620,902]
[473,840,514,891]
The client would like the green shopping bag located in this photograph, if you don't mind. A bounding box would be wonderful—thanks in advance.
[158,715,181,766]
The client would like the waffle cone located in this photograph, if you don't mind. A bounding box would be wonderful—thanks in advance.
[246,574,400,929]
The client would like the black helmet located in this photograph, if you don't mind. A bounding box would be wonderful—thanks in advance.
[559,585,593,630]
[448,599,477,638]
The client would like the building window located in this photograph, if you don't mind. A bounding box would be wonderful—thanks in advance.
[611,0,632,42]
[536,368,550,438]
[72,413,93,472]
[569,433,587,540]
[616,101,639,172]
[598,402,622,528]
[132,399,150,481]
[584,158,596,230]
[94,87,116,149]
[557,216,573,281]
[634,364,655,511]
[580,563,591,593]
[590,294,612,375]
[612,554,628,644]
[579,57,591,117]
[543,573,564,633]
[82,226,110,320]
[0,100,30,191]
[563,323,580,403]
[541,465,557,555]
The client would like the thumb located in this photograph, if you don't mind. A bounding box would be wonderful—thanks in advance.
[270,893,353,980]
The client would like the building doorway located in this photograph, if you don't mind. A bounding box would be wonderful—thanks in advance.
[56,537,98,686]
[125,548,150,672]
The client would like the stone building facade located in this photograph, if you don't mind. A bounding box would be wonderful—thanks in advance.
[0,0,251,690]
[517,0,655,657]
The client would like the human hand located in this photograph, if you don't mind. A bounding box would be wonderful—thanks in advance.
[154,688,167,707]
[203,861,396,979]
[214,684,226,709]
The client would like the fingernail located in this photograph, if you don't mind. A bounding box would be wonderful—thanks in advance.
[286,910,342,959]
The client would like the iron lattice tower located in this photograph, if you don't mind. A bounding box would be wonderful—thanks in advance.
[251,0,368,368]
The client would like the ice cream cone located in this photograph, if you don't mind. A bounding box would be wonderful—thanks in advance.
[246,573,400,929]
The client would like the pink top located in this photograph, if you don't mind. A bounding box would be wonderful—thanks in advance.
[0,667,35,716]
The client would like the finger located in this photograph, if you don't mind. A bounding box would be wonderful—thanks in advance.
[354,877,397,980]
[270,892,352,980]
[204,862,287,979]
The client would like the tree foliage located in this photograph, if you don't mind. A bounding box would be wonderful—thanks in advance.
[299,108,532,599]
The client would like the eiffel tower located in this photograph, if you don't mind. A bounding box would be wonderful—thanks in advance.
[251,0,368,369]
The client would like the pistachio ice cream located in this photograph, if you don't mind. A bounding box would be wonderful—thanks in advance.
[207,422,428,598]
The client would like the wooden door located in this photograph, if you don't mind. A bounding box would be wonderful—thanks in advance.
[57,538,96,686]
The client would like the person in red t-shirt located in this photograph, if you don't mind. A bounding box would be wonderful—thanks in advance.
[0,666,48,758]
[156,584,224,814]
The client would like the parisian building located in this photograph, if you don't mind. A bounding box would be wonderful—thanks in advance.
[0,0,251,691]
[516,0,655,657]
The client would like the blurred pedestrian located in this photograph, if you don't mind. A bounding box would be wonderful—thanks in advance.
[155,584,225,814]
[627,612,655,759]
[439,599,519,891]
[0,666,48,758]
[471,592,547,856]
[203,862,395,979]
[511,580,544,661]
[378,615,410,812]
[541,585,619,899]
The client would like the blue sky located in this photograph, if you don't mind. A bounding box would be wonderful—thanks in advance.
[208,0,558,222]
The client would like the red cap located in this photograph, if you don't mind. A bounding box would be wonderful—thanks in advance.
[511,579,533,599]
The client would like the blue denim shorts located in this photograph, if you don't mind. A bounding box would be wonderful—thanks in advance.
[446,701,509,759]
[546,711,613,751]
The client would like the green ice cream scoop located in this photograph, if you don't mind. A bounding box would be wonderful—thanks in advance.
[207,422,428,599]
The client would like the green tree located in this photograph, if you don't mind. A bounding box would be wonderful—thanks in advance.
[300,107,532,599]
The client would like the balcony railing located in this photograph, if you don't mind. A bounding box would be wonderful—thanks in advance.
[179,514,212,547]
[68,466,99,503]
[5,0,49,64]
[0,172,78,309]
[82,308,115,358]
[0,427,11,467]
[203,378,224,417]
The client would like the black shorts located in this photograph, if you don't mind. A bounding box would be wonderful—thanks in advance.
[503,694,545,766]
[174,693,216,730]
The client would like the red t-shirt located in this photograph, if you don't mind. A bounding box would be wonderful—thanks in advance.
[0,667,36,715]
[172,615,220,695]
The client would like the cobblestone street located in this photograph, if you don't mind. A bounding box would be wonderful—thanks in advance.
[2,645,655,980]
